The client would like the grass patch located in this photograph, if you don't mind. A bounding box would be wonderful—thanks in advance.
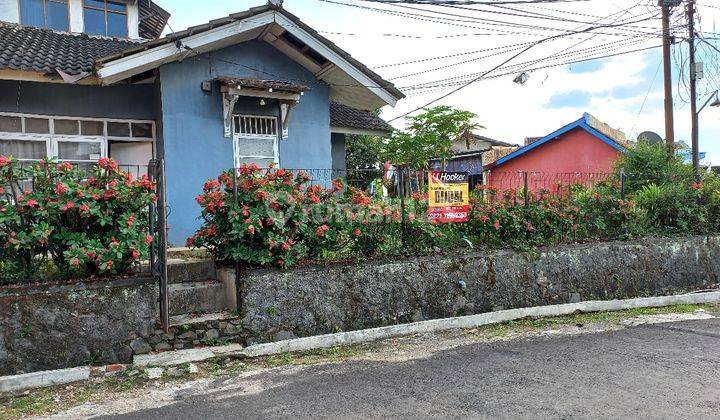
[0,370,148,420]
[262,345,366,368]
[463,303,719,339]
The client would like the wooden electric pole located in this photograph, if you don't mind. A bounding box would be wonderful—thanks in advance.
[660,0,678,157]
[687,0,700,180]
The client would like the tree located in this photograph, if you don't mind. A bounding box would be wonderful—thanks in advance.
[380,106,481,170]
[345,134,384,189]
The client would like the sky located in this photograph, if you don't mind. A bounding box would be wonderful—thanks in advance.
[155,0,720,164]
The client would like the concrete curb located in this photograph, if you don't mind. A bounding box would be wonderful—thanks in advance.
[136,290,720,366]
[3,291,718,394]
[0,367,90,394]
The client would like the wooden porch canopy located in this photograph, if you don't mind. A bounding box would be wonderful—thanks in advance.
[214,77,310,139]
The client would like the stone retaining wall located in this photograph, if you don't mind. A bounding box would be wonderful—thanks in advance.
[3,236,719,375]
[232,236,720,342]
[0,277,158,375]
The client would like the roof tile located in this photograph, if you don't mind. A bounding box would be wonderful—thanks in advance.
[330,101,393,133]
[0,22,140,76]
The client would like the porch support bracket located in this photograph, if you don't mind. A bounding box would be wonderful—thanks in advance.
[223,93,240,138]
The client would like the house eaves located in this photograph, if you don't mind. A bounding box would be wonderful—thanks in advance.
[95,5,404,110]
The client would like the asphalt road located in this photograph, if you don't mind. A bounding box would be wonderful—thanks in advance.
[101,319,720,419]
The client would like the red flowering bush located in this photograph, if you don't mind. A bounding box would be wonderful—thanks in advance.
[188,165,318,267]
[189,165,454,267]
[0,157,156,283]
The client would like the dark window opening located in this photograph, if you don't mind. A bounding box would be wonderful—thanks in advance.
[279,32,330,67]
[20,0,69,31]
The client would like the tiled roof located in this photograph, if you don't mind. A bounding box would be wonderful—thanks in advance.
[0,22,138,76]
[330,101,393,133]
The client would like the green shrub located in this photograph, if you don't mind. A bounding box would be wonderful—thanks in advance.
[615,140,693,193]
[634,183,704,233]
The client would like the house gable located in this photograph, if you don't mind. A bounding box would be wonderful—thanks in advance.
[96,5,403,110]
[488,114,627,170]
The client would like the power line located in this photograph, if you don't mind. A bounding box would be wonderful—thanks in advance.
[318,0,661,38]
[402,43,662,97]
[399,36,653,90]
[387,13,661,121]
[629,59,663,139]
[354,0,593,4]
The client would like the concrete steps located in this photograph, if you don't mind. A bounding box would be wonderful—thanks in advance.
[167,259,216,284]
[168,281,227,316]
[165,258,228,317]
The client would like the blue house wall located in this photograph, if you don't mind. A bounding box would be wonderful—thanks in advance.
[159,40,331,245]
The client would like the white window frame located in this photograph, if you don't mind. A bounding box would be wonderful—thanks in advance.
[0,112,154,162]
[232,114,279,168]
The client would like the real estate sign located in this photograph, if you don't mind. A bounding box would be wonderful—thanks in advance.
[427,171,470,223]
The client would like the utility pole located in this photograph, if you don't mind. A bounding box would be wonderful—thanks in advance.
[687,0,700,180]
[659,0,679,157]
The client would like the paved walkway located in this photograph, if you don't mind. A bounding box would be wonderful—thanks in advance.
[96,318,720,419]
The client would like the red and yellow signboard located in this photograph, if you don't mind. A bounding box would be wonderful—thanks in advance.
[427,171,470,223]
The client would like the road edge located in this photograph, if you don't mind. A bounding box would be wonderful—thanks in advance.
[3,290,719,394]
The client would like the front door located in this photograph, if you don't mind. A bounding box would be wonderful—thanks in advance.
[232,115,279,168]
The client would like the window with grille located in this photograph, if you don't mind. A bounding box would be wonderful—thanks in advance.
[232,115,279,168]
[233,115,278,138]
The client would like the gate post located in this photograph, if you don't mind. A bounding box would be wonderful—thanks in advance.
[149,158,170,333]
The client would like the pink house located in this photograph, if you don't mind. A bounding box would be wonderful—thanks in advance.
[483,113,628,195]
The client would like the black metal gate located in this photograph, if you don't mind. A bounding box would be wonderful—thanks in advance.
[148,158,169,332]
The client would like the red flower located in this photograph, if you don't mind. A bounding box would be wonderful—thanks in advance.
[131,249,140,260]
[63,201,75,211]
[204,179,221,191]
[145,234,153,245]
[186,237,195,247]
[247,225,256,235]
[331,179,344,192]
[55,182,67,195]
[26,199,38,208]
[281,242,291,250]
[493,220,501,230]
[126,215,135,227]
[0,155,10,167]
[315,224,330,237]
[691,182,703,190]
[353,229,362,237]
[57,161,73,171]
[71,258,80,267]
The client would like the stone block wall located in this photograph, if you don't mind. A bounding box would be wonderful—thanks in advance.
[234,236,720,342]
[0,278,158,375]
